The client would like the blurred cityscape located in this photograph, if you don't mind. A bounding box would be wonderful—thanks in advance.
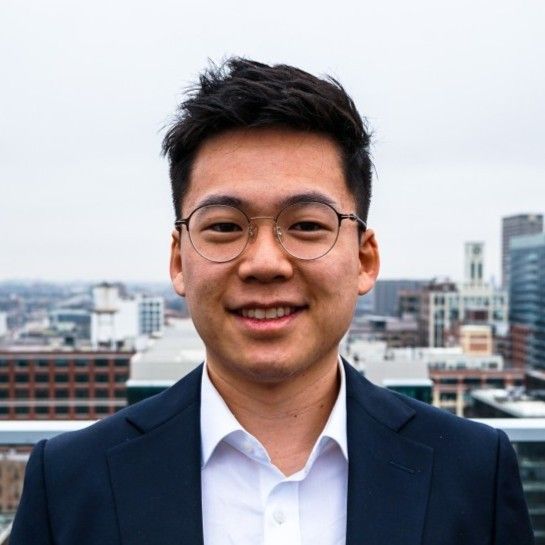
[0,212,544,541]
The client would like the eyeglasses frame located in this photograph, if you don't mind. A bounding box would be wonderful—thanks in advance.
[174,200,367,263]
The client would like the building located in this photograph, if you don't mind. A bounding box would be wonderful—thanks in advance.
[342,338,519,414]
[0,349,132,420]
[510,233,545,369]
[91,283,164,349]
[459,324,493,355]
[502,214,543,288]
[127,318,204,404]
[471,389,545,418]
[419,244,508,348]
[348,314,419,348]
[372,279,426,317]
[342,341,432,403]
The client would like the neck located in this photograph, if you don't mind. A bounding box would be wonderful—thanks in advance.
[206,357,340,476]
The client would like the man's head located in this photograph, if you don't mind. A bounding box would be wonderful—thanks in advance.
[164,58,379,388]
[162,57,372,223]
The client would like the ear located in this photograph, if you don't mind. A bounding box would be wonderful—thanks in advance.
[169,229,186,297]
[357,228,380,295]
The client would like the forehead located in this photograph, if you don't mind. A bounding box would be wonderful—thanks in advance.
[184,128,353,214]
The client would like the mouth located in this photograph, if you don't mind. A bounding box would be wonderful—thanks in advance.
[230,303,307,321]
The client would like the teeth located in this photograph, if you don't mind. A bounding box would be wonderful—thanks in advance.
[240,307,295,320]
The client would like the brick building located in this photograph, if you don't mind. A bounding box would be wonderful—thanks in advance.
[0,350,132,420]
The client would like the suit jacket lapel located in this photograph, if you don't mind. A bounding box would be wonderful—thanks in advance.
[107,365,204,545]
[344,361,433,545]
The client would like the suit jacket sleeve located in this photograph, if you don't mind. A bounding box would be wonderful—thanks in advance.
[10,439,53,545]
[495,429,534,545]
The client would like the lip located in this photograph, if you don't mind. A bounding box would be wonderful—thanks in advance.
[228,301,307,332]
[232,307,304,331]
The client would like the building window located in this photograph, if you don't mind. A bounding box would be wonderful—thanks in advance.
[15,406,29,415]
[55,374,69,383]
[15,374,29,383]
[95,359,109,368]
[56,406,69,415]
[54,389,69,399]
[95,374,109,383]
[35,374,49,383]
[75,374,88,383]
[95,388,109,399]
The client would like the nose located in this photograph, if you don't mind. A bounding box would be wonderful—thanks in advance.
[237,218,294,282]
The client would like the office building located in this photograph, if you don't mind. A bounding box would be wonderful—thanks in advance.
[510,233,545,369]
[372,279,426,317]
[0,349,132,420]
[502,214,543,288]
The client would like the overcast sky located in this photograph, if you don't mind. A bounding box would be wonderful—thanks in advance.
[1,0,544,285]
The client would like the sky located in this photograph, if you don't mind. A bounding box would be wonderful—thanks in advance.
[1,0,544,284]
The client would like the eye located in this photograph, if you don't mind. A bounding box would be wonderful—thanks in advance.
[207,222,244,233]
[290,221,325,232]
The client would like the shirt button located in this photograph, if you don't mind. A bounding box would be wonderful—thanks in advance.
[273,509,286,525]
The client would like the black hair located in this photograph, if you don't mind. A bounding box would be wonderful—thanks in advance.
[162,57,372,222]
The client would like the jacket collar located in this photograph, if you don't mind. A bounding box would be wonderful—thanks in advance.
[108,361,432,545]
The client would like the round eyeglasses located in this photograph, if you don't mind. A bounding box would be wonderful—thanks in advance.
[174,200,366,263]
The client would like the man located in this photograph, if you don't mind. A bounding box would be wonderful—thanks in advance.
[12,58,533,544]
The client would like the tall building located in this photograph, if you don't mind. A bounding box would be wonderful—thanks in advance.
[509,233,545,369]
[502,214,543,288]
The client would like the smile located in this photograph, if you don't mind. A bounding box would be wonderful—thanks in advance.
[240,306,296,320]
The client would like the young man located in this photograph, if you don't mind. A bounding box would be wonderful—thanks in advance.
[12,58,533,544]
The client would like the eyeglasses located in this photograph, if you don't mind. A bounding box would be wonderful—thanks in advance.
[174,200,366,263]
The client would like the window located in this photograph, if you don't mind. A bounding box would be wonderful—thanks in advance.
[95,358,109,368]
[55,374,69,383]
[56,406,69,415]
[75,388,88,399]
[35,373,49,383]
[75,374,88,383]
[54,389,69,399]
[15,374,29,383]
[15,406,29,415]
[95,374,109,383]
[95,388,109,399]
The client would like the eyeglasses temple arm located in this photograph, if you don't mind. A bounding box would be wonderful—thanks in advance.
[339,213,367,231]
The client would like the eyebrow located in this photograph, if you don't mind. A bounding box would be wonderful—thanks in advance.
[192,191,338,213]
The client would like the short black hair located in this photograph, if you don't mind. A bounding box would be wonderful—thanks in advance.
[162,57,372,222]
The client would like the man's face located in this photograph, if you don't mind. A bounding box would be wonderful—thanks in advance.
[170,128,379,385]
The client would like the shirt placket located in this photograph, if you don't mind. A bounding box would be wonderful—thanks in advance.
[263,479,300,545]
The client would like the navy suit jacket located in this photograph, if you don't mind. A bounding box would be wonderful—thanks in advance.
[12,361,534,544]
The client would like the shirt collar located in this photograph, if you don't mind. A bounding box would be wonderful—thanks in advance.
[200,358,348,468]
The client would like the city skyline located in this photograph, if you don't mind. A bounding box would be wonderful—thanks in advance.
[2,1,545,282]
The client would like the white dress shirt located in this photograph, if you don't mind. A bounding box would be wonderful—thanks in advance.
[200,360,348,545]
